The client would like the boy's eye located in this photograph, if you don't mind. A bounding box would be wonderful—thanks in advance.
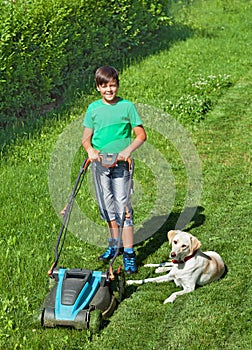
[100,83,116,88]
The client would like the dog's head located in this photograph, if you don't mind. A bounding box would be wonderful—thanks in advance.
[167,230,201,262]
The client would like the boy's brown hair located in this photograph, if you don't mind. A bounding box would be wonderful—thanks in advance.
[95,66,119,87]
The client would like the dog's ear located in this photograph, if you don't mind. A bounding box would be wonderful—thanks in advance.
[167,230,177,244]
[190,235,201,254]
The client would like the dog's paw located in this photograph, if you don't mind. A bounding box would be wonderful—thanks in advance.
[144,263,159,267]
[126,279,143,285]
[155,266,171,273]
[163,295,176,304]
[126,280,134,285]
[163,298,174,304]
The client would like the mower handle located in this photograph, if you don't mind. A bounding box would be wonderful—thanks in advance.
[48,157,91,277]
[48,155,133,278]
[98,153,132,170]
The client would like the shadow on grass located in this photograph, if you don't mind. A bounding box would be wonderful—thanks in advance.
[135,206,206,265]
[0,23,196,154]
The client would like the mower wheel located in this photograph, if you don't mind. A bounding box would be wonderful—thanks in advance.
[89,309,102,334]
[41,307,55,328]
[111,269,125,302]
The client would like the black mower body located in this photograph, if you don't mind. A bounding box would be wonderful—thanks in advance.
[41,268,124,331]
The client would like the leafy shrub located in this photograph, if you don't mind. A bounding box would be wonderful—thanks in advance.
[0,0,171,127]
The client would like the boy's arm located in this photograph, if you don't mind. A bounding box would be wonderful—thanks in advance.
[82,127,101,161]
[118,125,147,160]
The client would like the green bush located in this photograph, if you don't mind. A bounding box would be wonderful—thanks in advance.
[0,0,171,127]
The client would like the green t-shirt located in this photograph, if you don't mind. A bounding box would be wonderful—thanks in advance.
[83,98,143,153]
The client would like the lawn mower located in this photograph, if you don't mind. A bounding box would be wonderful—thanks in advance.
[41,154,133,332]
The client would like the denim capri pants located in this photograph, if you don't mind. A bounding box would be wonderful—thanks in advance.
[92,160,133,227]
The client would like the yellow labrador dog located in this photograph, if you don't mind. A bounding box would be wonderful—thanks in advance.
[127,230,226,303]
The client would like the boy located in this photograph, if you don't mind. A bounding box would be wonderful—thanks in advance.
[82,65,146,274]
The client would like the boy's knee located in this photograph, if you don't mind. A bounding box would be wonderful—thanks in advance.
[115,214,133,227]
[124,217,134,227]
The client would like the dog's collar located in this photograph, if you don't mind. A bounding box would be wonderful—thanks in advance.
[172,250,198,264]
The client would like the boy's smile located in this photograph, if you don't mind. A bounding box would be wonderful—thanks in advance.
[97,79,119,104]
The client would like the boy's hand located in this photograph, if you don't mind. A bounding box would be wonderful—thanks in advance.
[87,147,101,162]
[118,150,131,161]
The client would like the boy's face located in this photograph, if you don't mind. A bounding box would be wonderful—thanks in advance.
[97,79,119,104]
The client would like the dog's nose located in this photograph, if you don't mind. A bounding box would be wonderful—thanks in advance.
[171,252,176,258]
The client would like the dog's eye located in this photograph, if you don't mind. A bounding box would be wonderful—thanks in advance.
[174,240,177,244]
[182,244,187,248]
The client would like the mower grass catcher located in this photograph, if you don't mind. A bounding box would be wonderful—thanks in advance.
[41,156,130,332]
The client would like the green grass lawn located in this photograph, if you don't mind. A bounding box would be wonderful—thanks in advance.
[0,1,252,349]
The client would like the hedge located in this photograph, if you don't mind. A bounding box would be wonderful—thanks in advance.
[0,0,171,127]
